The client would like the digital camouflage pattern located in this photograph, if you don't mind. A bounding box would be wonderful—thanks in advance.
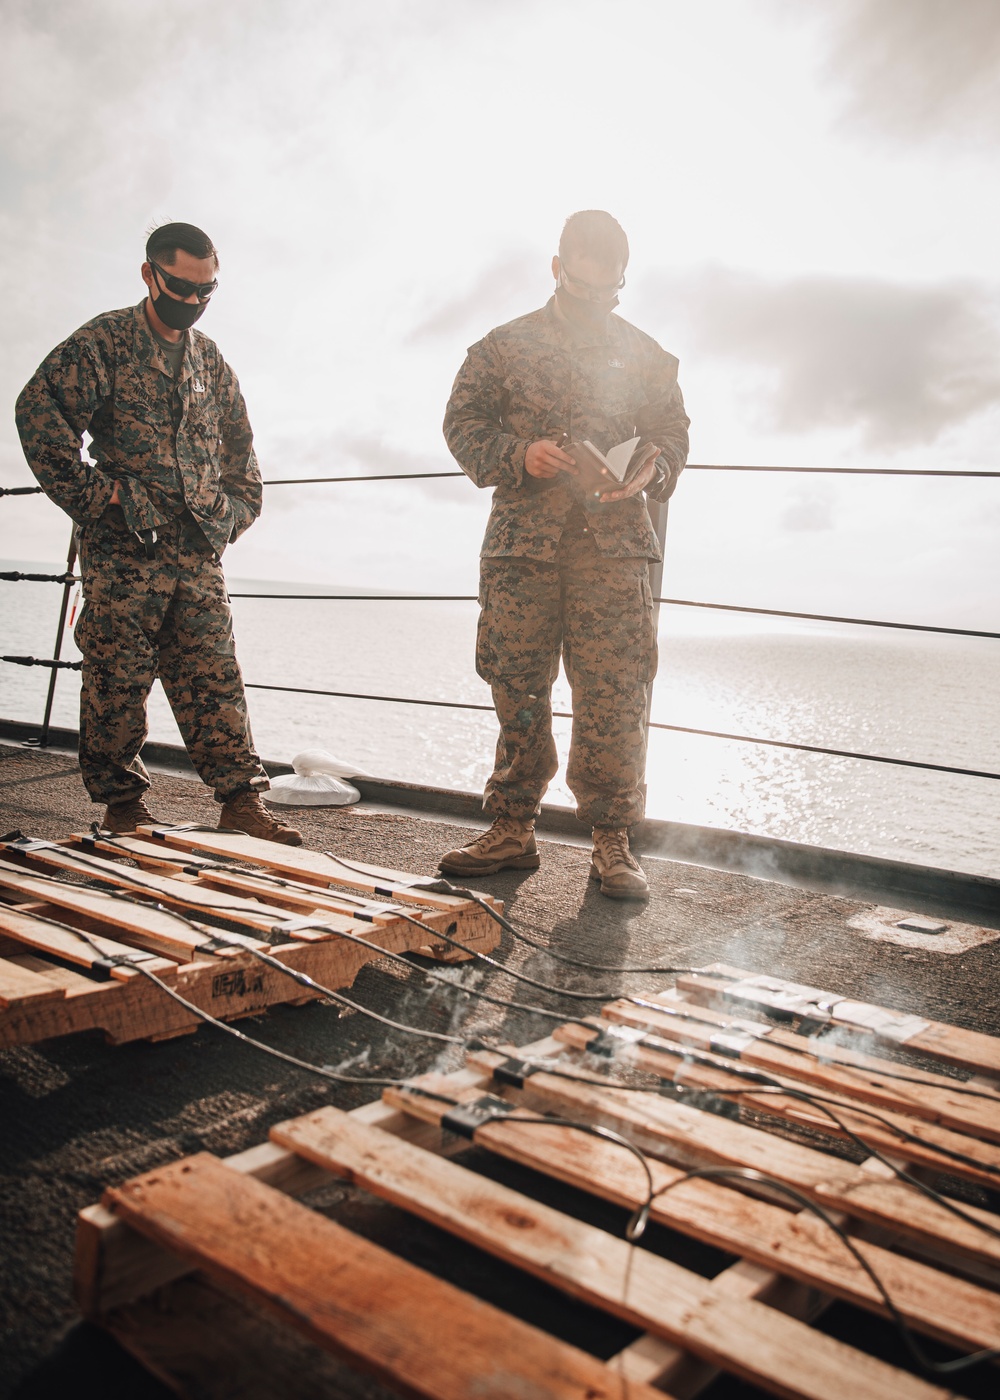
[16,301,266,806]
[477,527,657,828]
[445,296,688,826]
[75,511,265,803]
[15,301,261,557]
[443,297,689,562]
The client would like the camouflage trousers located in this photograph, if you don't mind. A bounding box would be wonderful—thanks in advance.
[476,529,657,828]
[74,508,265,805]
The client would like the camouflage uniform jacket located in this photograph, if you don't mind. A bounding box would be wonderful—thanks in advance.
[444,297,689,562]
[15,301,261,557]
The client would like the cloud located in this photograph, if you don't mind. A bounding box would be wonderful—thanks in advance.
[645,265,1000,447]
[406,252,545,345]
[779,493,835,532]
[816,0,1000,143]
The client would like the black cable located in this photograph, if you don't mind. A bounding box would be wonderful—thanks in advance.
[19,834,1000,1107]
[328,855,703,994]
[622,1032,1000,1181]
[464,1110,655,1243]
[650,1167,999,1376]
[609,996,1000,1102]
[6,843,598,1037]
[423,869,706,977]
[684,1081,1000,1238]
[477,1051,1000,1245]
[0,904,421,1088]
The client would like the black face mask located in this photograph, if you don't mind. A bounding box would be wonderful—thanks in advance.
[555,282,619,331]
[150,288,208,331]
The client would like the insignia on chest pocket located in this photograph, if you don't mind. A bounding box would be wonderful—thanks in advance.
[192,378,206,393]
[608,358,625,370]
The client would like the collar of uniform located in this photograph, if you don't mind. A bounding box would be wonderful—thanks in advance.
[132,300,201,384]
[544,294,620,348]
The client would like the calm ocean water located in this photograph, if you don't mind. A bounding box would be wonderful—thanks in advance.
[3,559,998,879]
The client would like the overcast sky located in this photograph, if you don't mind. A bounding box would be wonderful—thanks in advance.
[2,0,998,628]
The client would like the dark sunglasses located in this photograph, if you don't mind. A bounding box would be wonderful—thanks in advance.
[150,260,218,301]
[560,266,626,300]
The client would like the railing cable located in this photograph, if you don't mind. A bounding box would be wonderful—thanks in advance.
[242,681,1000,782]
[224,589,998,641]
[260,465,1000,486]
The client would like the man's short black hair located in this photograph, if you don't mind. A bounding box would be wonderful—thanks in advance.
[558,211,629,271]
[145,221,218,269]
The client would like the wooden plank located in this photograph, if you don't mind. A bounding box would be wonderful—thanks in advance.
[0,903,177,981]
[461,1048,1000,1272]
[0,857,246,963]
[0,954,66,1009]
[140,824,500,915]
[71,833,498,962]
[75,835,382,931]
[552,1021,1000,1192]
[103,1151,664,1400]
[272,1106,951,1400]
[0,845,283,947]
[600,993,1000,1145]
[609,1258,830,1397]
[74,1044,567,1318]
[676,965,1000,1077]
[385,1079,1000,1353]
[103,1274,402,1400]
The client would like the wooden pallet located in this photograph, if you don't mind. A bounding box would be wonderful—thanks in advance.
[74,973,1000,1399]
[0,826,500,1048]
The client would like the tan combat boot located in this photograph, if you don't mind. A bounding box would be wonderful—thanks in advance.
[438,816,540,876]
[219,790,303,846]
[102,794,158,833]
[590,827,649,900]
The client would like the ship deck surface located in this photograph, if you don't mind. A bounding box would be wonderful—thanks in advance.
[2,739,998,1399]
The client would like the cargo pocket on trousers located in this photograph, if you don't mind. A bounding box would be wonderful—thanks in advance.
[475,582,495,683]
[639,573,659,684]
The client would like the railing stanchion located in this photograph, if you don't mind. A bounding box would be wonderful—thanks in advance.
[31,530,77,750]
[640,496,669,815]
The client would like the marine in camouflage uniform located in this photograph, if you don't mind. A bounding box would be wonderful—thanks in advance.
[440,211,688,895]
[15,223,299,842]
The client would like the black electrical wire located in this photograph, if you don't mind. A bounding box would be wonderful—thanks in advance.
[462,1110,655,1243]
[7,885,996,1373]
[324,854,695,1007]
[473,1050,1000,1245]
[15,832,1000,1106]
[650,1167,1000,1376]
[618,991,1000,1103]
[620,1032,1000,1181]
[335,856,707,978]
[5,843,600,1037]
[685,1081,1000,1237]
[2,905,435,1088]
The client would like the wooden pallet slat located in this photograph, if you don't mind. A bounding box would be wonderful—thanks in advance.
[382,1080,1000,1355]
[676,965,1000,1079]
[462,1047,1000,1272]
[103,1151,664,1400]
[550,1021,1000,1192]
[74,998,1000,1400]
[0,834,499,1050]
[0,903,178,981]
[72,832,490,960]
[0,855,251,962]
[270,1105,953,1400]
[600,993,1000,1144]
[139,823,500,916]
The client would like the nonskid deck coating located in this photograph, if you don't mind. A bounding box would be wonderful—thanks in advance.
[2,740,998,1398]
